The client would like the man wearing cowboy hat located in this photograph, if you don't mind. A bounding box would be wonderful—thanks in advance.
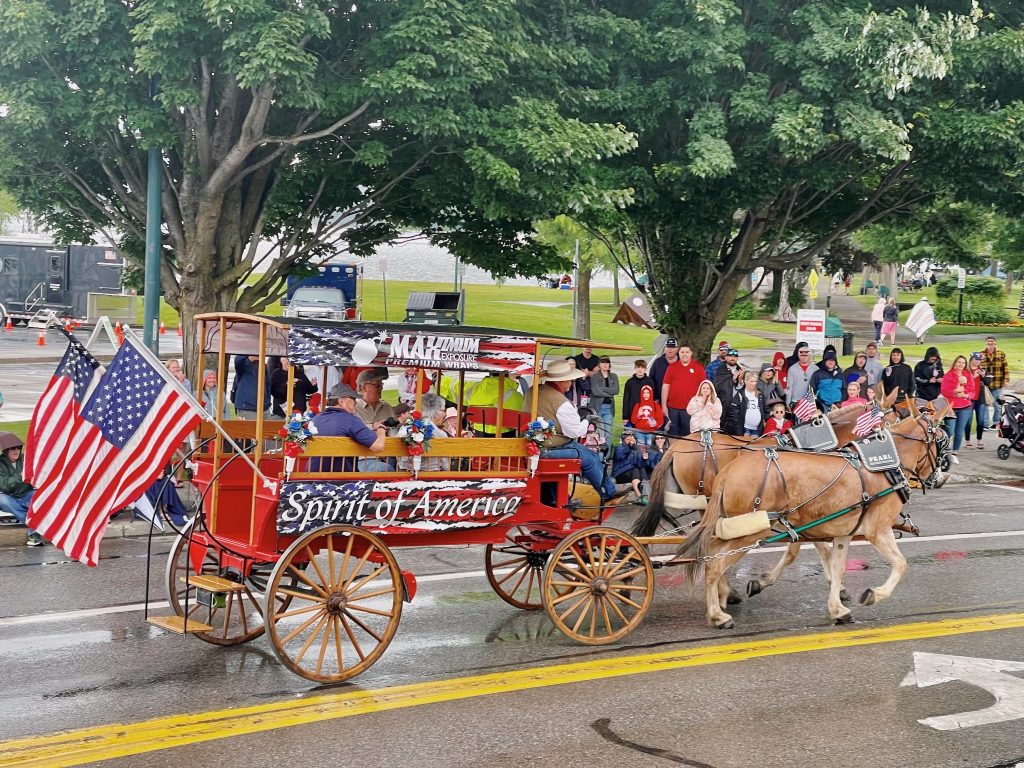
[0,433,44,546]
[535,360,618,504]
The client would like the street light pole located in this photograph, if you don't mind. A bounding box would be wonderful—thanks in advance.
[142,76,162,355]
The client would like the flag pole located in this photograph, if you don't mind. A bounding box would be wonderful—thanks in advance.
[120,327,278,490]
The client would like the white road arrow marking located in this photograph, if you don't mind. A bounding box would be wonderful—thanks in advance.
[902,652,1024,730]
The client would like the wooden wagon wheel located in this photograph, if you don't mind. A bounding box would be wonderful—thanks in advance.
[264,525,403,684]
[484,526,555,610]
[542,526,654,645]
[166,529,293,646]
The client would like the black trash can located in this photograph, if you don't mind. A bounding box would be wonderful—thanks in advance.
[842,331,855,356]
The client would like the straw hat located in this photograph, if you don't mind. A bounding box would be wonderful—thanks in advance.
[542,359,585,382]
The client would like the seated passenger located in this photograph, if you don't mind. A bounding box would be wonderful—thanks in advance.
[397,393,449,473]
[355,368,396,472]
[309,384,386,473]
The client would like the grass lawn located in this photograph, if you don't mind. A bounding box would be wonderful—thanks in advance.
[2,420,29,443]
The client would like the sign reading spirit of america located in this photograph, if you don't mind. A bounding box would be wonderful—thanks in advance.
[287,325,536,373]
[278,478,528,535]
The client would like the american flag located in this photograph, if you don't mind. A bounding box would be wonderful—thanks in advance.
[27,336,204,566]
[23,331,103,486]
[793,391,817,423]
[854,403,883,437]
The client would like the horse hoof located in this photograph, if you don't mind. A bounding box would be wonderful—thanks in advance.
[840,589,851,603]
[860,588,876,606]
[727,588,743,605]
[746,580,763,598]
[715,618,735,629]
[834,613,854,625]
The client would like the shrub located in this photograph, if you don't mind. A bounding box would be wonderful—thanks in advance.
[934,302,1010,325]
[934,276,1004,300]
[728,297,756,320]
[760,285,806,315]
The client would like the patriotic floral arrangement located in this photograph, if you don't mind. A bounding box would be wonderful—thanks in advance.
[396,411,435,456]
[278,411,318,457]
[523,417,555,456]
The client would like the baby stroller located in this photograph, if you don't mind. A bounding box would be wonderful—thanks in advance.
[996,393,1024,460]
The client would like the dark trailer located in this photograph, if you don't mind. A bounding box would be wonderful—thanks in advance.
[0,238,124,326]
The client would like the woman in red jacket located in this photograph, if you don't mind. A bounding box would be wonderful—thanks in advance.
[940,354,975,464]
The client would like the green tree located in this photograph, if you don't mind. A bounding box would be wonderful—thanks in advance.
[559,0,1024,359]
[0,0,634,360]
[0,190,18,234]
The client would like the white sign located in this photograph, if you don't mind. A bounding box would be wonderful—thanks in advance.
[796,309,826,351]
[957,268,966,289]
[902,652,1024,730]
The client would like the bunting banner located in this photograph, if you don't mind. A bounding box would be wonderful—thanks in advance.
[287,324,537,373]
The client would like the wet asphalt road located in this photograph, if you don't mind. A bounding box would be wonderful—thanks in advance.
[1,484,1024,768]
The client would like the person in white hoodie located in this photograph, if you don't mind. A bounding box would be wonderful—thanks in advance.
[870,297,886,343]
[863,342,884,386]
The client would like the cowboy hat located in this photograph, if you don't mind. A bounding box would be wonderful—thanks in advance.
[0,432,24,451]
[542,359,585,382]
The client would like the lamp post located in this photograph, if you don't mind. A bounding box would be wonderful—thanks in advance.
[142,76,162,354]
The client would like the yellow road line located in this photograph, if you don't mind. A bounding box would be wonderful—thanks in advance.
[3,611,1024,767]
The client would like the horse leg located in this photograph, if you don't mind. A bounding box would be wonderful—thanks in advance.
[747,542,800,597]
[706,551,749,629]
[717,574,734,610]
[826,536,854,623]
[811,541,850,603]
[859,528,907,606]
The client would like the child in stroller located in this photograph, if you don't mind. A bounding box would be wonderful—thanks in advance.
[996,393,1024,460]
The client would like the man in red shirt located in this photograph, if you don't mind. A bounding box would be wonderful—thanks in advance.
[660,344,706,437]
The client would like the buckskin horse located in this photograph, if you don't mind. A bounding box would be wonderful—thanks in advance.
[674,408,947,628]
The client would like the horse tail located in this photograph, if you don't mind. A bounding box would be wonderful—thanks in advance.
[632,452,674,537]
[677,483,725,585]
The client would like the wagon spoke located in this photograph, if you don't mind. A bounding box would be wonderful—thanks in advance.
[607,582,649,593]
[315,612,333,676]
[304,546,330,591]
[605,593,629,625]
[332,615,344,671]
[490,556,529,570]
[604,550,641,580]
[522,568,535,605]
[334,532,356,592]
[345,603,394,618]
[343,610,384,643]
[340,614,368,661]
[549,578,587,589]
[347,564,389,596]
[504,563,530,599]
[287,565,328,598]
[275,603,322,620]
[221,592,233,636]
[293,613,330,666]
[340,547,374,592]
[588,599,600,639]
[572,598,596,635]
[606,590,644,611]
[325,534,337,588]
[281,608,327,646]
[277,587,326,603]
[556,590,592,623]
[610,566,648,583]
[495,560,529,586]
[346,586,396,603]
[568,546,594,578]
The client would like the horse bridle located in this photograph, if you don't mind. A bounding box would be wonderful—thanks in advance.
[894,411,948,490]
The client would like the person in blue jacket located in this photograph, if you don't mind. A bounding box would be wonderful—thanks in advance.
[232,354,271,418]
[809,349,845,412]
[611,430,649,505]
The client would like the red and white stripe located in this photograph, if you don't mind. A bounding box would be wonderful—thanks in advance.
[27,387,200,566]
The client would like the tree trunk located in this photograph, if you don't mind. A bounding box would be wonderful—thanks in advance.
[612,267,620,306]
[770,268,783,302]
[883,262,899,300]
[574,266,592,339]
[1018,280,1024,319]
[665,271,747,364]
[741,270,753,294]
[772,269,797,322]
[1004,269,1013,296]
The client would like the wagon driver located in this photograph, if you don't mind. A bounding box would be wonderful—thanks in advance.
[535,359,618,504]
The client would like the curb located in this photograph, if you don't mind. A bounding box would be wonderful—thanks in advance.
[0,519,172,550]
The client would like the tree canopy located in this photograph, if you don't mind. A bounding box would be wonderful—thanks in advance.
[0,0,634,350]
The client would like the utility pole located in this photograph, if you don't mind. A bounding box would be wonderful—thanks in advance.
[142,76,162,355]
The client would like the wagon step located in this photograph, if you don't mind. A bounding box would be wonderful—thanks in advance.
[178,574,247,593]
[146,615,215,634]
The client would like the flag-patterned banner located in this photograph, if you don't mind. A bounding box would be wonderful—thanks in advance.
[793,391,817,423]
[23,331,103,487]
[278,478,528,535]
[854,402,883,437]
[27,336,204,566]
[287,325,537,373]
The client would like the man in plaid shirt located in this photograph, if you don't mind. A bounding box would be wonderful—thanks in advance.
[982,335,1009,427]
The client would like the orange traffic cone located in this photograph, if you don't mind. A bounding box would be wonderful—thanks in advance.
[176,324,182,337]
[37,330,46,346]
[3,316,12,331]
[159,321,166,335]
[64,319,73,333]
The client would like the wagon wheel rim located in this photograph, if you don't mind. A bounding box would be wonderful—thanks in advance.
[484,525,553,610]
[542,527,654,646]
[165,530,279,646]
[265,525,402,684]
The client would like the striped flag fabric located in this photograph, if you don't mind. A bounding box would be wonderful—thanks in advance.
[26,336,205,566]
[792,391,817,423]
[23,332,103,486]
[854,402,883,437]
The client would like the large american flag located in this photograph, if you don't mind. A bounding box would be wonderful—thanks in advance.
[27,336,204,566]
[792,391,817,423]
[854,402,883,437]
[23,332,103,486]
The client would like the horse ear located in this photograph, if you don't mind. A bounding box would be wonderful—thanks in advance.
[883,387,898,409]
[933,401,953,421]
[907,398,920,419]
